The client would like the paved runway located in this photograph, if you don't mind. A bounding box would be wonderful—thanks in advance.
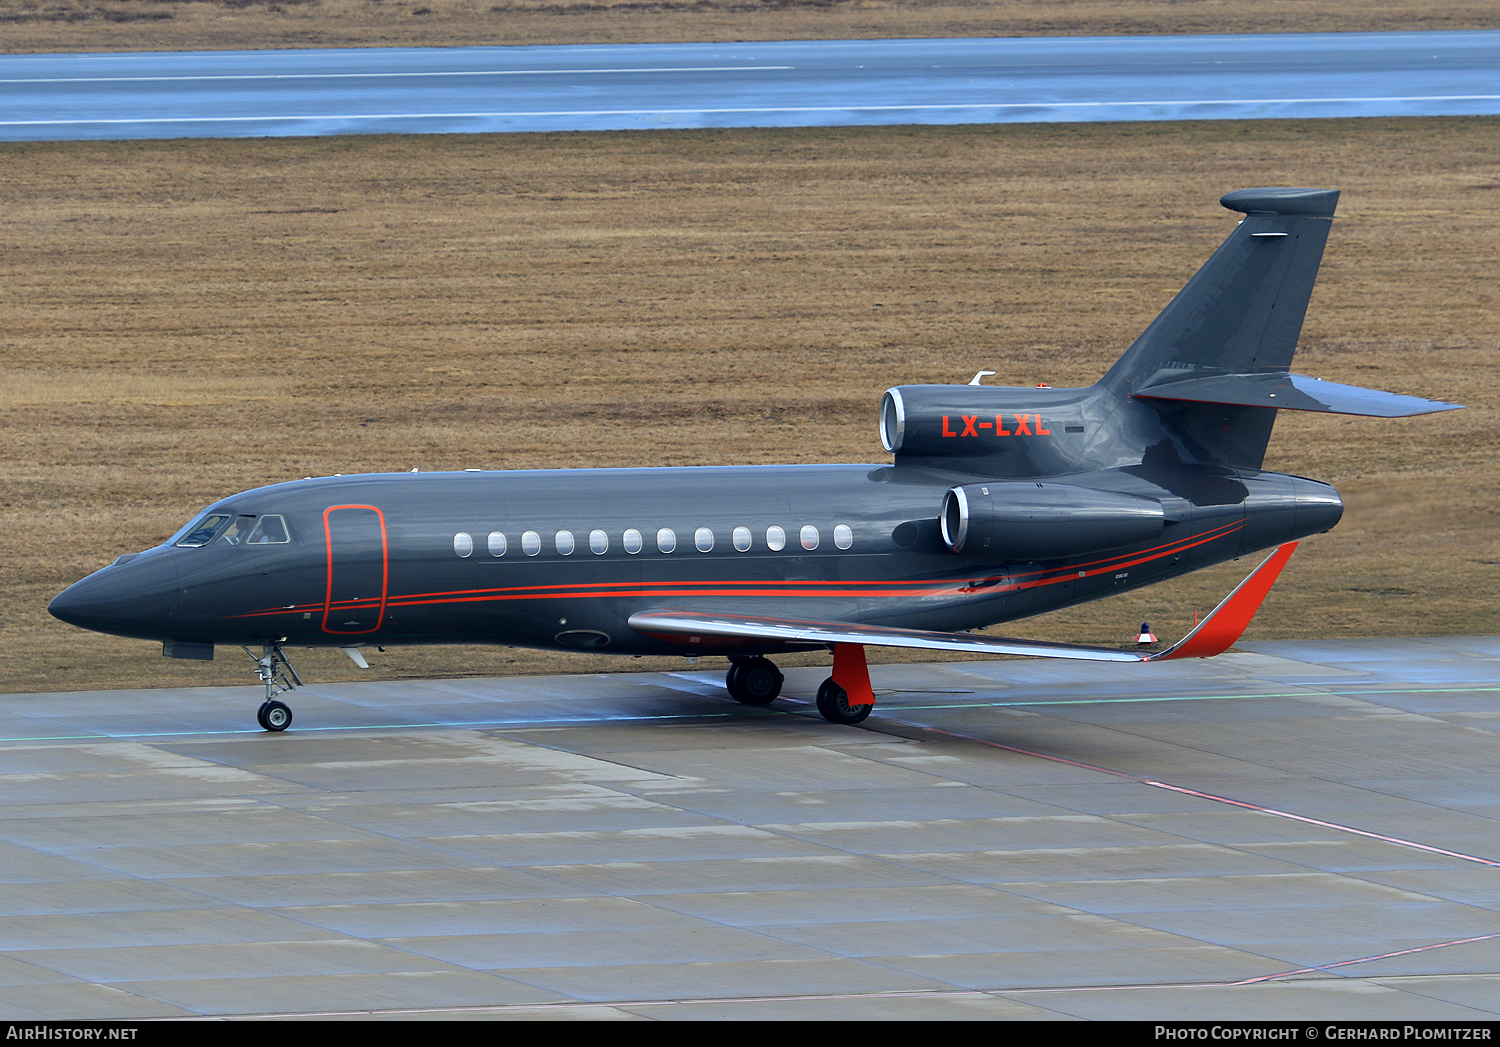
[2,31,1498,141]
[2,637,1498,1019]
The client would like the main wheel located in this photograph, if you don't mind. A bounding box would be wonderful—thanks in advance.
[815,677,872,725]
[726,657,784,706]
[257,700,293,732]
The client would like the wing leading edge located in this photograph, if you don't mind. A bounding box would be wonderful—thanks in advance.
[628,543,1298,664]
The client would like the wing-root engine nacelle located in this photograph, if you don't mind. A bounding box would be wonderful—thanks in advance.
[940,482,1166,561]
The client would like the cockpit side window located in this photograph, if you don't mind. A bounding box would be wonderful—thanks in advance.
[215,516,258,545]
[175,513,233,548]
[248,515,290,544]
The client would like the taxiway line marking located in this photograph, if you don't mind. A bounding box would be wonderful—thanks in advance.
[899,725,1500,869]
[152,954,1500,1018]
[3,684,1497,744]
[896,685,1500,709]
[0,66,793,84]
[1144,779,1500,867]
[141,983,1260,1019]
[4,95,1499,127]
[0,710,746,742]
[1232,933,1500,985]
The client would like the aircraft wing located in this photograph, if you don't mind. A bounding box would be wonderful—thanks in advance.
[628,609,1148,662]
[629,543,1299,664]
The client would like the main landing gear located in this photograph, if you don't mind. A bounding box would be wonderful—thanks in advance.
[245,644,300,732]
[725,656,784,706]
[815,678,872,725]
[817,643,877,725]
[724,646,877,726]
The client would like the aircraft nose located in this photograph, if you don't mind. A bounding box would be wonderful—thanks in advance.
[49,550,179,640]
[47,579,108,629]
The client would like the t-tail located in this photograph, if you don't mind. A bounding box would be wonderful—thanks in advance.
[880,187,1461,478]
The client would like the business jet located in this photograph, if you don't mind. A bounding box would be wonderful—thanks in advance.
[49,188,1460,731]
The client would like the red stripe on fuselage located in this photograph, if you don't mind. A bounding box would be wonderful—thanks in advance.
[223,521,1244,622]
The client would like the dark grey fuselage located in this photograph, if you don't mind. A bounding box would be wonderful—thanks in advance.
[49,454,1341,657]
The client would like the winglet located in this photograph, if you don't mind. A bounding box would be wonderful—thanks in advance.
[1151,543,1298,660]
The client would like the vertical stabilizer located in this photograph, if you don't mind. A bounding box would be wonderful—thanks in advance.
[1100,187,1339,469]
[1102,187,1339,394]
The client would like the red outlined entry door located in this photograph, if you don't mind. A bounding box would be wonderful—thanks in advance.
[322,505,389,635]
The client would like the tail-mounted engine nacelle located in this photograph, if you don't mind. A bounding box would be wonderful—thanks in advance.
[880,385,1083,459]
[940,482,1166,561]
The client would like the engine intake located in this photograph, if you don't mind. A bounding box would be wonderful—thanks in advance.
[941,482,1166,561]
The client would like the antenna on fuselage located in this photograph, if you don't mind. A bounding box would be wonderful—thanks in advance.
[968,370,996,386]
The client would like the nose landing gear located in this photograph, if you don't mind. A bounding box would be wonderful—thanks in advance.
[257,699,293,732]
[245,644,301,732]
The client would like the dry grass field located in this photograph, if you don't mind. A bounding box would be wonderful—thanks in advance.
[2,116,1496,694]
[0,0,1495,54]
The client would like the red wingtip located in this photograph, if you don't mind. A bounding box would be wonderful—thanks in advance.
[1153,543,1298,661]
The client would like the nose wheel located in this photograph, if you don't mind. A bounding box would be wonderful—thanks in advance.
[245,644,301,732]
[257,700,293,732]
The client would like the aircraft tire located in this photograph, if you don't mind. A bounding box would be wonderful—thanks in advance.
[727,657,783,706]
[257,700,293,732]
[816,678,872,725]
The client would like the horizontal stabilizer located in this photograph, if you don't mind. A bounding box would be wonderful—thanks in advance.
[1220,187,1340,217]
[629,544,1299,665]
[1136,372,1463,418]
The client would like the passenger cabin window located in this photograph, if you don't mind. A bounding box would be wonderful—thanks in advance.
[833,524,853,550]
[522,531,541,556]
[694,527,714,552]
[454,532,473,558]
[623,529,643,554]
[657,528,676,553]
[248,515,290,544]
[215,515,257,546]
[800,525,820,551]
[766,526,786,552]
[555,530,575,555]
[175,513,233,548]
[733,527,751,552]
[590,529,608,555]
[488,532,507,556]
